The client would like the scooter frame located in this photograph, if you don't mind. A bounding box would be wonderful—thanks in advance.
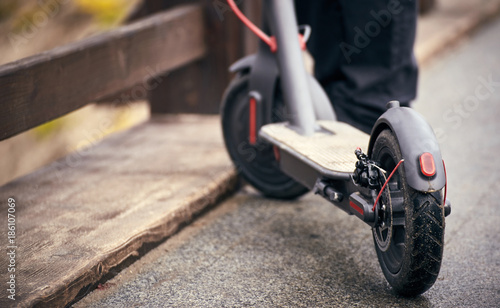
[223,0,451,295]
[228,0,448,217]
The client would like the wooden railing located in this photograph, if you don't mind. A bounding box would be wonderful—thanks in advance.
[0,0,262,141]
[0,2,260,305]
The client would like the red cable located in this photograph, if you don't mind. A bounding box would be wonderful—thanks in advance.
[226,0,277,52]
[372,159,405,212]
[443,160,447,206]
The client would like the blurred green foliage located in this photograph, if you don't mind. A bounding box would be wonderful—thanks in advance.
[34,117,69,140]
[2,0,145,141]
[75,0,140,27]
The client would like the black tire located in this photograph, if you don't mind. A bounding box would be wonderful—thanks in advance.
[371,129,445,296]
[221,74,308,199]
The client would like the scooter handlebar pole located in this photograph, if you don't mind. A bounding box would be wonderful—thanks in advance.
[264,0,317,135]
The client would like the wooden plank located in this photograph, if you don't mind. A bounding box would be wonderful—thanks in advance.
[0,5,206,141]
[0,115,237,307]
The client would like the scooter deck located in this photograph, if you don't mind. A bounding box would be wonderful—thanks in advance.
[260,121,370,174]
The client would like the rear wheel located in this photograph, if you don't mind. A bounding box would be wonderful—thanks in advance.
[221,74,308,199]
[371,129,445,296]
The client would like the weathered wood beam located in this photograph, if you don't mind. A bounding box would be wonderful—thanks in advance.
[0,115,237,307]
[0,5,206,141]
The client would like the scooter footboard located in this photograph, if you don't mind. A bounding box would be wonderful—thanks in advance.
[259,121,370,188]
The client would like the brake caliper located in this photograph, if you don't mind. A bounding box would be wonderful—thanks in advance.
[352,148,388,227]
[352,148,380,191]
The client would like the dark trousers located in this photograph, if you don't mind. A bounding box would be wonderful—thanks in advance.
[294,0,418,133]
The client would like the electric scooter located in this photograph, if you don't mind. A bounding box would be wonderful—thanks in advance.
[220,0,451,296]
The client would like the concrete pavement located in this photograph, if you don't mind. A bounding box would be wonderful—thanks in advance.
[415,0,500,65]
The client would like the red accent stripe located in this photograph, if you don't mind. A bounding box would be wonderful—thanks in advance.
[298,33,306,50]
[350,201,364,216]
[273,145,280,161]
[249,97,257,145]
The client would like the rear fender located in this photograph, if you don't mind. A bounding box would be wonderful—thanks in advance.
[368,107,446,192]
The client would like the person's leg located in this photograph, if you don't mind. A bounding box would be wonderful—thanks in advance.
[294,0,344,84]
[295,0,418,133]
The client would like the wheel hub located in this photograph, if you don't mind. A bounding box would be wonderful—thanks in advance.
[374,187,393,252]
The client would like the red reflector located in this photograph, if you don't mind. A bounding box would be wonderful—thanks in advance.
[249,97,257,145]
[419,152,436,177]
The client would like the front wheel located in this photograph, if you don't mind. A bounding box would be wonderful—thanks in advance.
[221,74,308,199]
[371,129,445,296]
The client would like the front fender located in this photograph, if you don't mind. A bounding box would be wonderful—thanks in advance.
[229,54,257,74]
[368,107,446,192]
[228,53,336,121]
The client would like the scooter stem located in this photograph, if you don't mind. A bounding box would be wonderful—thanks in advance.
[264,0,317,135]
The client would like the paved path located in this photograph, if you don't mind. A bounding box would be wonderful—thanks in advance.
[75,15,500,308]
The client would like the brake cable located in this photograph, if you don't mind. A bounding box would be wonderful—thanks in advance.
[226,0,277,52]
[373,159,404,212]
